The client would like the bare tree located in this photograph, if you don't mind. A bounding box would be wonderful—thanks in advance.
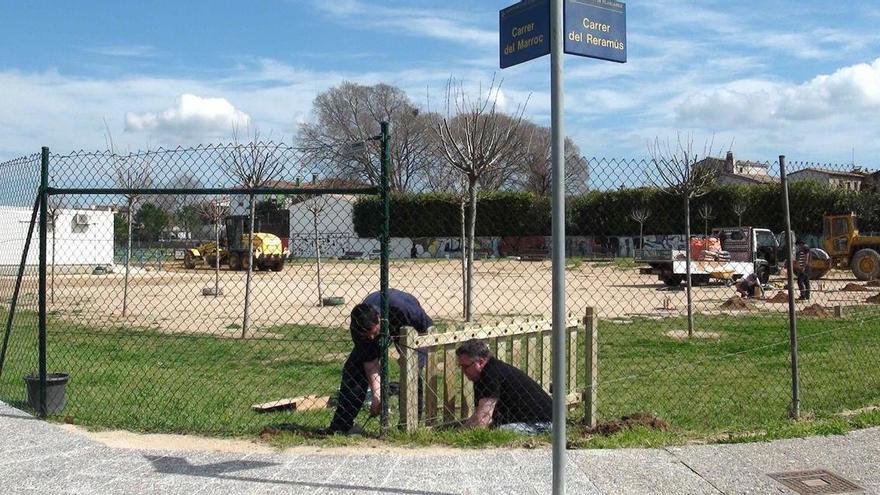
[512,122,590,196]
[196,197,230,298]
[310,196,327,307]
[733,200,748,228]
[698,204,715,237]
[649,134,715,337]
[163,173,203,240]
[298,82,436,192]
[107,127,153,318]
[434,76,529,321]
[423,150,471,317]
[630,208,651,250]
[223,130,286,338]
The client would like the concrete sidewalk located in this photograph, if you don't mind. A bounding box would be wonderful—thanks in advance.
[1,401,877,494]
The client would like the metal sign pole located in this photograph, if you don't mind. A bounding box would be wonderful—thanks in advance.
[550,0,567,493]
[779,155,800,419]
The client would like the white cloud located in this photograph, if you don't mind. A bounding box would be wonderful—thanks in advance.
[675,58,880,128]
[309,0,495,47]
[124,94,252,140]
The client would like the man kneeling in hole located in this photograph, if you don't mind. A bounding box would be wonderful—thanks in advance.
[456,339,552,435]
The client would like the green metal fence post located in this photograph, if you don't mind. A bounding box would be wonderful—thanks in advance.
[379,121,391,434]
[38,146,49,417]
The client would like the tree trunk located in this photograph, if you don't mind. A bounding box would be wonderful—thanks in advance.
[314,209,323,307]
[685,195,694,337]
[639,222,644,250]
[459,197,467,319]
[241,194,256,339]
[123,198,132,317]
[214,218,220,297]
[738,213,743,228]
[465,179,477,322]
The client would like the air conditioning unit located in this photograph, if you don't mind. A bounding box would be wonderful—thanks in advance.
[73,213,90,226]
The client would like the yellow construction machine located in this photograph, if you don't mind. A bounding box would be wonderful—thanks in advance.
[184,216,288,272]
[823,213,880,280]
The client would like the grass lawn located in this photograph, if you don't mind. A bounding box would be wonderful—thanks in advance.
[1,306,879,448]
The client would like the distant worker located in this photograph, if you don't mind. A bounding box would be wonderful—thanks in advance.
[795,239,811,300]
[456,339,552,435]
[328,289,432,434]
[735,273,763,299]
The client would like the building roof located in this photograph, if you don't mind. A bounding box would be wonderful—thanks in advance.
[696,156,776,184]
[787,167,868,179]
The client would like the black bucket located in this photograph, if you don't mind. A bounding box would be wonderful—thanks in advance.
[24,373,69,414]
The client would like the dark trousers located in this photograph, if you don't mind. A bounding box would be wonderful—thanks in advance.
[797,271,810,299]
[328,351,426,433]
[329,352,367,433]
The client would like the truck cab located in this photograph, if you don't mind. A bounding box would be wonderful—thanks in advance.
[711,227,780,283]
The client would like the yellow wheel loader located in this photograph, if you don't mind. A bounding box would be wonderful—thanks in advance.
[824,213,880,280]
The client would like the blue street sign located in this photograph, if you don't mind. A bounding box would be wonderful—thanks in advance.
[564,0,627,63]
[500,0,551,69]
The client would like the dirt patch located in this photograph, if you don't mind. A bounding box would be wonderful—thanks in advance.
[837,405,880,418]
[765,292,790,303]
[799,304,829,318]
[583,412,669,436]
[842,283,869,292]
[867,294,880,304]
[719,297,755,310]
[664,330,721,340]
[61,424,276,453]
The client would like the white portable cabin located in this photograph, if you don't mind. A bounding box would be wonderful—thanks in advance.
[0,206,114,267]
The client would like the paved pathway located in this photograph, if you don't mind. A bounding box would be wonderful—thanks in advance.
[1,402,878,494]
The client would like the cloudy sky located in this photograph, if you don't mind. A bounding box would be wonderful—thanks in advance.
[1,0,879,167]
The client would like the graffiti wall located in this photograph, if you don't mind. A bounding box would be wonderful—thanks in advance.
[291,234,690,260]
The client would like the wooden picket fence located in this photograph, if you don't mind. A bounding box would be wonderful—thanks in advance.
[397,307,598,432]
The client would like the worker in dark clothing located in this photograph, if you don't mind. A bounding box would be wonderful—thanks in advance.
[456,339,552,435]
[735,273,763,299]
[795,239,811,300]
[328,289,432,434]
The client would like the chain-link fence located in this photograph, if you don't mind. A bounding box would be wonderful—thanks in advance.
[1,138,879,443]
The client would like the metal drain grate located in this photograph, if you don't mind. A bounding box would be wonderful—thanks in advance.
[767,469,863,494]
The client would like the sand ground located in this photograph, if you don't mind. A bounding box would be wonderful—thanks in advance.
[3,259,876,336]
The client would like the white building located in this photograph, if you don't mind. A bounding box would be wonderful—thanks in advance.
[288,194,411,259]
[787,167,867,191]
[695,151,776,186]
[0,206,114,267]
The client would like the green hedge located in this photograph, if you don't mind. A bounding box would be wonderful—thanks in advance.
[353,182,879,237]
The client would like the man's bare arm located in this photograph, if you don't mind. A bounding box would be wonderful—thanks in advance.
[364,359,381,416]
[464,398,497,428]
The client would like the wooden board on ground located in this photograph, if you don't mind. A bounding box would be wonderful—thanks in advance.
[251,395,331,413]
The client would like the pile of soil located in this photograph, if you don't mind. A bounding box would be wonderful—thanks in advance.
[583,412,669,436]
[799,304,829,318]
[720,297,755,310]
[766,292,790,303]
[867,293,880,304]
[842,283,869,292]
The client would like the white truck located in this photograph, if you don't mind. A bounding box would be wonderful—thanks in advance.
[635,226,782,287]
